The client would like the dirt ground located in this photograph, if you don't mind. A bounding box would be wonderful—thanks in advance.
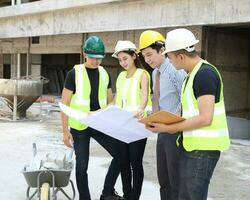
[0,103,250,200]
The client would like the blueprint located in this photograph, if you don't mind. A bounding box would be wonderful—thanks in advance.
[59,103,153,143]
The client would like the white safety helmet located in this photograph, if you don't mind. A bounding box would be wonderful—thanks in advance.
[162,28,199,54]
[112,40,137,58]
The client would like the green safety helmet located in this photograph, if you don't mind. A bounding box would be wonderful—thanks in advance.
[83,36,105,59]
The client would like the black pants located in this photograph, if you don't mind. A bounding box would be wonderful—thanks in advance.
[157,133,180,200]
[71,127,131,200]
[102,138,147,200]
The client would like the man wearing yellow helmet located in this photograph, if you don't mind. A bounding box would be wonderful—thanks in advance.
[147,28,230,200]
[139,30,187,200]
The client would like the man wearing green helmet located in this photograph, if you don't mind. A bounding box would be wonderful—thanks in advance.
[61,36,128,200]
[83,36,106,59]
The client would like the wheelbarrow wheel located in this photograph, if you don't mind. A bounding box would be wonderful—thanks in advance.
[40,183,50,200]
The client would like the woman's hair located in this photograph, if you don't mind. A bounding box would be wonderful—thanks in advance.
[121,50,143,68]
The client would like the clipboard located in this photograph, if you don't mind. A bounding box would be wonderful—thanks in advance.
[139,111,185,125]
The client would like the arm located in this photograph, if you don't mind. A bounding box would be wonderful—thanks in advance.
[175,70,187,95]
[107,95,116,107]
[107,88,113,104]
[61,88,74,148]
[146,95,215,133]
[135,71,149,119]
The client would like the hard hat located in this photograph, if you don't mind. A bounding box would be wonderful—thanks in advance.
[139,30,165,50]
[83,36,105,58]
[163,28,199,54]
[112,40,137,58]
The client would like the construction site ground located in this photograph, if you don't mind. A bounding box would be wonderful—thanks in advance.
[0,102,250,200]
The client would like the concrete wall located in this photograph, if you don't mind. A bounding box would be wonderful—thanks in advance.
[200,26,250,139]
[0,26,203,93]
[3,54,11,64]
[204,28,250,118]
[227,116,250,139]
[0,38,28,54]
[30,34,82,54]
[0,26,203,55]
[203,25,250,119]
[217,33,249,113]
[0,34,82,54]
[30,54,41,76]
[1,0,250,38]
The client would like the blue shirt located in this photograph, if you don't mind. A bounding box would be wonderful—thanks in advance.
[152,58,187,114]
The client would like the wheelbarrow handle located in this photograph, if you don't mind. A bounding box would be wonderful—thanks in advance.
[32,143,37,157]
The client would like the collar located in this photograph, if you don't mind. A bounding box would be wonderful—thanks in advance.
[158,58,170,74]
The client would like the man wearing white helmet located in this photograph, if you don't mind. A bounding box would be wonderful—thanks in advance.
[147,28,230,200]
[139,30,186,200]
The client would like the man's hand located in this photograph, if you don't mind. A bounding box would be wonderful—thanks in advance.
[146,122,175,134]
[63,130,73,148]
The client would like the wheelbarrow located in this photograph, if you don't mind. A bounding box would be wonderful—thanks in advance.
[22,143,75,200]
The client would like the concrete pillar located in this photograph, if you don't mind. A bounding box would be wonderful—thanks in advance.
[248,40,250,110]
[17,53,21,78]
[11,54,17,78]
[26,38,31,76]
[26,53,29,76]
[16,0,21,5]
[202,27,217,63]
[0,54,3,78]
[13,53,21,121]
[13,95,17,121]
[81,33,88,63]
[11,0,15,6]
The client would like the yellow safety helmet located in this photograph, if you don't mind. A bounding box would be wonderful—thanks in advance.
[139,30,165,50]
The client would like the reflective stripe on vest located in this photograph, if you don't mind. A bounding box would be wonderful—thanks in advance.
[181,60,230,151]
[69,64,109,130]
[115,68,152,113]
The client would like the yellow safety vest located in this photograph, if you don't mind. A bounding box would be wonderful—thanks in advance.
[181,60,230,151]
[68,64,109,130]
[115,68,152,114]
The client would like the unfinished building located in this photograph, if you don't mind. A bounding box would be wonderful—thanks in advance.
[0,0,250,138]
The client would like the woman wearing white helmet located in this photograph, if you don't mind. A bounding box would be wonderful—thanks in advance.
[112,40,152,120]
[100,40,152,200]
